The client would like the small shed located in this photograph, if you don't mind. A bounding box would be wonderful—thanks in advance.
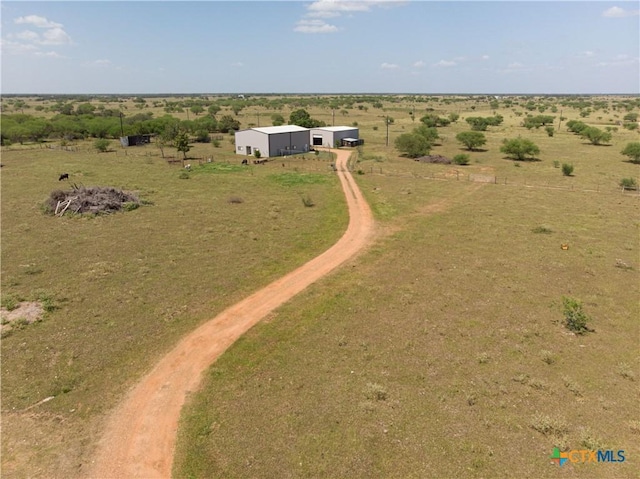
[310,126,359,148]
[341,138,364,147]
[234,125,310,158]
[120,134,152,147]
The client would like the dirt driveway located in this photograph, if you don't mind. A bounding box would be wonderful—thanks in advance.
[88,149,374,478]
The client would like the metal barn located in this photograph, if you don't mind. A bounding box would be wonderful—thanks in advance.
[309,126,359,148]
[234,125,310,158]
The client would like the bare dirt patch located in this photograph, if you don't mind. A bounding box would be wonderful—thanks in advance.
[0,302,45,335]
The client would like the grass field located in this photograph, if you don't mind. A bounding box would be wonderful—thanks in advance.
[1,94,639,478]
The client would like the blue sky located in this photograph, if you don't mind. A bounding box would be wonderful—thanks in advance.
[1,1,638,94]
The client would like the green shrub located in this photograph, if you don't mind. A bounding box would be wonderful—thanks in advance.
[1,294,20,311]
[561,163,574,176]
[94,138,110,152]
[619,177,637,190]
[301,195,315,207]
[553,160,560,168]
[562,297,591,334]
[453,154,470,165]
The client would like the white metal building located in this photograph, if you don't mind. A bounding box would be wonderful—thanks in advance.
[235,125,310,158]
[310,126,359,148]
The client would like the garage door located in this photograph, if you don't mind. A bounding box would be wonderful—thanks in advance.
[312,135,323,146]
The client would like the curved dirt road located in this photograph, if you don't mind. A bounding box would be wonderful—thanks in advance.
[88,149,374,478]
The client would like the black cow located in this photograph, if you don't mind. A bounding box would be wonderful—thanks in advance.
[59,173,69,181]
[241,159,248,165]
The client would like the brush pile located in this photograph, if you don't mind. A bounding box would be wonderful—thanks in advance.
[45,185,141,216]
[415,155,451,164]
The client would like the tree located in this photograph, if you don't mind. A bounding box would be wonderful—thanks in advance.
[500,137,540,161]
[414,125,439,144]
[271,113,285,126]
[394,132,432,158]
[420,114,450,128]
[466,117,489,131]
[289,109,323,128]
[174,131,191,159]
[621,142,640,163]
[190,105,204,116]
[456,131,486,151]
[217,115,240,133]
[580,127,611,145]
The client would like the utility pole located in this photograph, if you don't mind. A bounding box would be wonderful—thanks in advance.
[332,109,335,126]
[386,116,389,147]
[119,112,124,137]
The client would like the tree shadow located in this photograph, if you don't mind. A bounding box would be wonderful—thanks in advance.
[502,156,542,162]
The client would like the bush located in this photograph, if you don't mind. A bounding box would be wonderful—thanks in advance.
[561,163,574,176]
[453,154,470,165]
[562,297,592,334]
[619,177,637,190]
[545,125,554,137]
[94,138,110,152]
[621,142,640,163]
[301,195,315,207]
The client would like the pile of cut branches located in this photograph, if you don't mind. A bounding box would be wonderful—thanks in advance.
[415,155,451,164]
[45,185,141,216]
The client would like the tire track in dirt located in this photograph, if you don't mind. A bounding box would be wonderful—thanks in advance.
[88,149,374,478]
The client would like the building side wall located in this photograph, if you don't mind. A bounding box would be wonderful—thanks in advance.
[310,130,333,148]
[332,129,359,143]
[268,131,310,156]
[310,128,359,147]
[234,130,269,157]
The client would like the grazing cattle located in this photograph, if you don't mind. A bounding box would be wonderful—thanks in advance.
[59,173,69,181]
[184,164,191,170]
[241,159,248,165]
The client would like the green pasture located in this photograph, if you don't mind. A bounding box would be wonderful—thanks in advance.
[1,94,638,478]
[0,140,344,477]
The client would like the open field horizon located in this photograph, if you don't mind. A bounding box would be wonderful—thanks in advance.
[1,93,639,478]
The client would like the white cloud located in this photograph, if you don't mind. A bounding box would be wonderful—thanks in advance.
[306,0,405,17]
[14,30,40,42]
[41,27,72,45]
[413,60,425,68]
[580,50,595,58]
[35,50,63,58]
[0,38,39,55]
[602,6,640,18]
[14,15,62,29]
[380,62,399,69]
[4,14,71,55]
[434,60,456,67]
[93,59,112,66]
[597,54,639,67]
[232,62,244,67]
[481,55,490,60]
[297,0,406,32]
[294,19,339,33]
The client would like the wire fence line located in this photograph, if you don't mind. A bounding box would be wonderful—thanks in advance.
[347,165,640,197]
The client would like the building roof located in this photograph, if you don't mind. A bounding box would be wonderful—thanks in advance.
[312,126,358,132]
[251,125,309,135]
